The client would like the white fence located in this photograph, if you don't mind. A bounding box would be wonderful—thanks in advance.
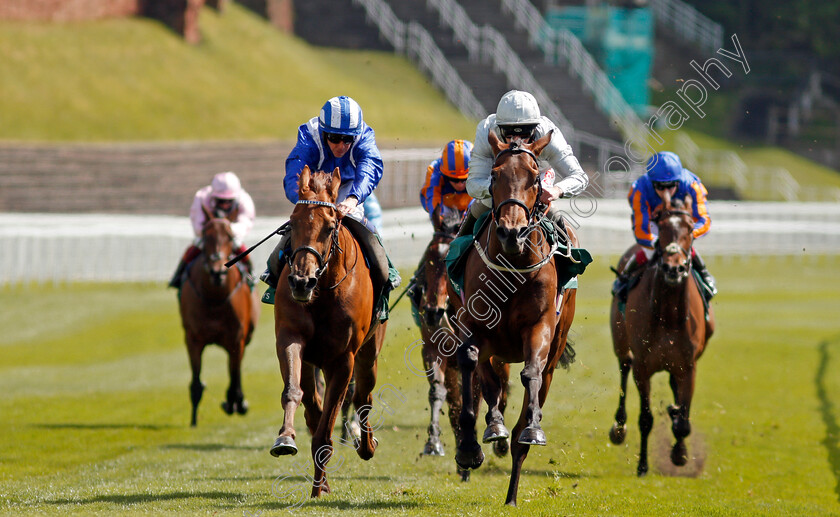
[3,200,839,284]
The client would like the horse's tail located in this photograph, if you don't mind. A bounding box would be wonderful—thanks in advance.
[558,337,576,370]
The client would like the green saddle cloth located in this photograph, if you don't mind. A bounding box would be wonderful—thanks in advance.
[445,211,592,297]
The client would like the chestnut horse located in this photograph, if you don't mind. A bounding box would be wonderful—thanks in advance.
[608,197,715,475]
[414,208,510,480]
[178,206,259,426]
[449,131,580,506]
[270,166,386,498]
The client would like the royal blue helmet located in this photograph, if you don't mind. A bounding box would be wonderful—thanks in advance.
[318,96,363,136]
[646,152,683,183]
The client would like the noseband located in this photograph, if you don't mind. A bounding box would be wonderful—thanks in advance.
[287,199,343,279]
[653,210,693,274]
[490,144,544,225]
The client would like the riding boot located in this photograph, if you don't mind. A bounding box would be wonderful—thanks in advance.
[260,233,290,305]
[456,211,477,238]
[691,249,717,299]
[168,259,188,289]
[407,261,425,312]
[169,245,201,289]
[611,252,646,303]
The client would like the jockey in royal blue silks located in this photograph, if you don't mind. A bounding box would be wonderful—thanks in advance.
[260,95,400,311]
[613,151,717,300]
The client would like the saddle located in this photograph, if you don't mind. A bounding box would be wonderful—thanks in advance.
[445,210,591,298]
[342,217,401,322]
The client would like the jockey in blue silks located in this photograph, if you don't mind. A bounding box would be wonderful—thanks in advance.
[614,151,717,300]
[260,96,399,308]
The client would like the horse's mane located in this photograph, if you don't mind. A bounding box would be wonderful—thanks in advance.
[306,171,334,195]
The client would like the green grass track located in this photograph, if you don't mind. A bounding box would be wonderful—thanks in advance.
[2,255,840,515]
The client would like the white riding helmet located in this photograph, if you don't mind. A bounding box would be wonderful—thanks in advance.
[211,171,242,200]
[495,90,541,126]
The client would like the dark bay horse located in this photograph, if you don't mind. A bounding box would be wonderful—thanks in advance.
[608,197,715,475]
[449,131,579,506]
[178,205,259,426]
[414,208,510,480]
[270,166,387,498]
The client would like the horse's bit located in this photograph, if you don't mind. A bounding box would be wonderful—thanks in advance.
[287,199,343,280]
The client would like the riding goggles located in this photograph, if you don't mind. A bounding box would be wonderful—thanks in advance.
[653,181,678,190]
[499,124,538,141]
[325,133,355,144]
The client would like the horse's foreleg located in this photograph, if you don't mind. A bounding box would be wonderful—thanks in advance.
[455,340,484,471]
[300,364,323,437]
[422,343,447,456]
[310,357,354,497]
[271,339,304,457]
[668,366,696,466]
[491,360,511,457]
[517,325,551,446]
[634,372,653,476]
[478,360,509,445]
[222,337,247,416]
[443,358,469,480]
[187,340,205,427]
[352,329,383,461]
[610,356,632,444]
[339,378,359,444]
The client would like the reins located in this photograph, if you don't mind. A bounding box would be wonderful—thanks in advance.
[286,200,344,281]
[476,143,567,273]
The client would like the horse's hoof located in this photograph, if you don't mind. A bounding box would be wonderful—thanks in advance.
[492,437,509,457]
[221,401,234,415]
[671,442,688,466]
[609,423,627,444]
[422,438,445,456]
[237,400,249,415]
[455,443,485,470]
[354,436,378,459]
[518,426,547,446]
[459,468,470,482]
[270,436,298,457]
[637,464,648,477]
[482,423,510,443]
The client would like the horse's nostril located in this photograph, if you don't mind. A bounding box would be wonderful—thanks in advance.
[305,277,317,290]
[678,265,686,274]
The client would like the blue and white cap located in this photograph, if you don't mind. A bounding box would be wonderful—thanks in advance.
[318,96,364,136]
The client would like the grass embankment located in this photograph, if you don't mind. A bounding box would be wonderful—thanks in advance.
[0,4,476,144]
[2,256,840,515]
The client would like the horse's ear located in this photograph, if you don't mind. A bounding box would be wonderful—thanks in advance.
[201,203,214,221]
[682,194,693,213]
[227,203,240,222]
[329,167,341,201]
[531,130,553,156]
[488,129,505,155]
[299,165,312,197]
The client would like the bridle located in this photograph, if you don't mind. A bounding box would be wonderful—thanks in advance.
[490,144,544,228]
[286,199,343,280]
[652,209,693,275]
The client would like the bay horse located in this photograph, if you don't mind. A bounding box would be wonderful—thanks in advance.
[608,196,715,475]
[449,131,579,506]
[270,166,386,498]
[178,205,259,426]
[415,207,510,480]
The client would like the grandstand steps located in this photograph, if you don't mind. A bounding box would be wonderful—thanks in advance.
[292,0,392,51]
[0,142,294,215]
